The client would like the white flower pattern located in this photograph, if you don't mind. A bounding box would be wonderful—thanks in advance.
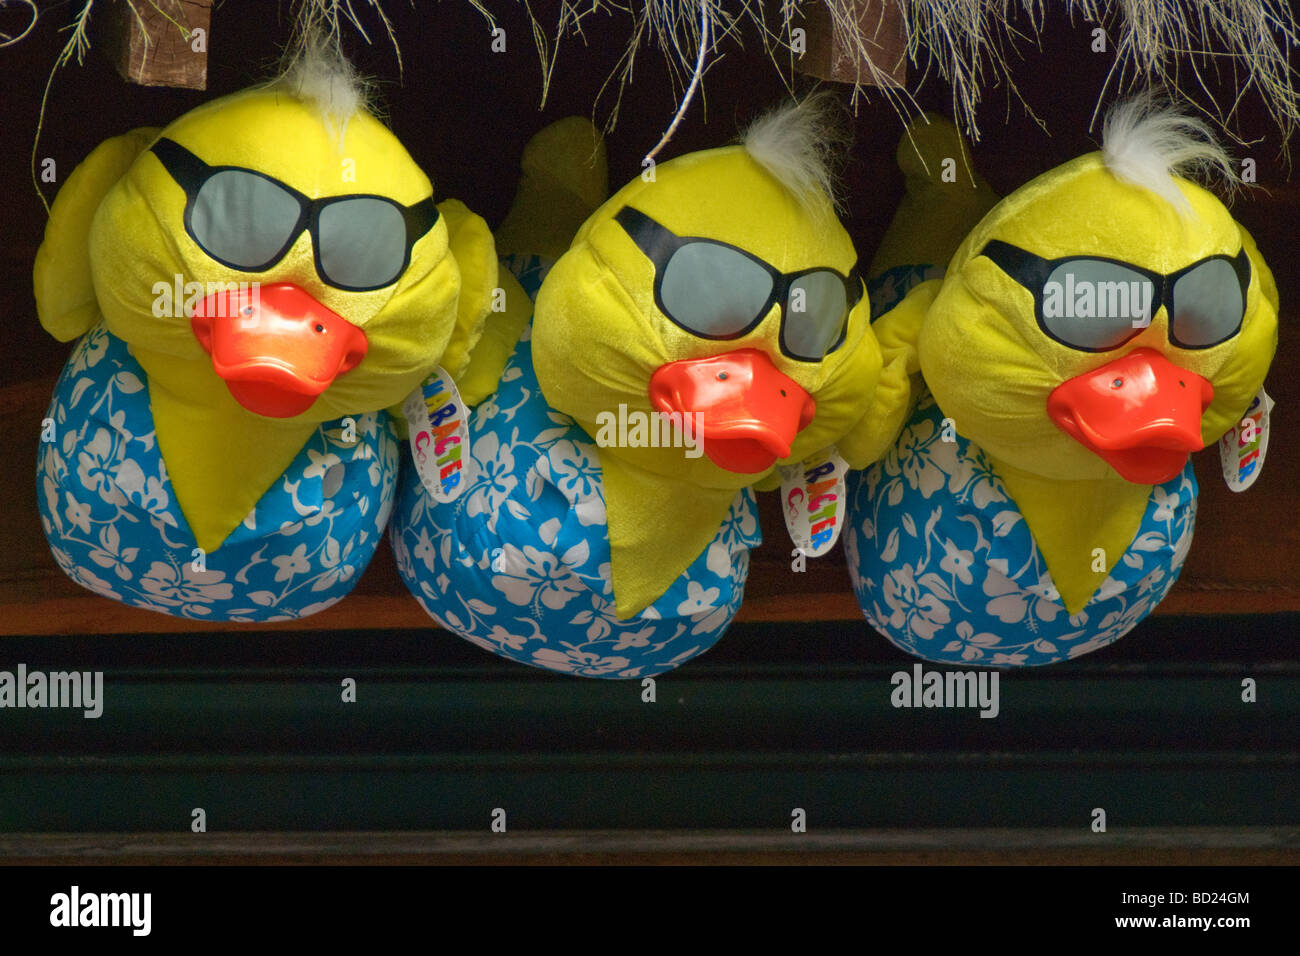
[37,323,399,621]
[845,388,1197,666]
[390,254,762,679]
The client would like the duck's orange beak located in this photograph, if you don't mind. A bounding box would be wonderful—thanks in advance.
[1047,347,1213,485]
[191,283,368,418]
[648,349,815,473]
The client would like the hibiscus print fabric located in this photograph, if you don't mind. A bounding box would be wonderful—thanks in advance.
[843,388,1197,665]
[37,323,399,621]
[390,254,762,678]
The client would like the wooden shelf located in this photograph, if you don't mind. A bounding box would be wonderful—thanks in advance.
[3,828,1297,865]
[4,352,1298,635]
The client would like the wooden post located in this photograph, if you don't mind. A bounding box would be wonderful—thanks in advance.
[99,0,212,90]
[792,0,907,87]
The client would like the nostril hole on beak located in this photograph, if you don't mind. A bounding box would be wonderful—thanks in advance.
[780,389,787,398]
[1179,380,1186,388]
[717,372,728,381]
[1111,378,1124,389]
[241,306,254,316]
[314,323,326,334]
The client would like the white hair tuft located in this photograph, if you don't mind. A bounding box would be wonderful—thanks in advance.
[742,92,850,212]
[1101,92,1239,214]
[269,9,376,146]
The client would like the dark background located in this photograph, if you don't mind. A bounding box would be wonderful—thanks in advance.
[0,1,1295,856]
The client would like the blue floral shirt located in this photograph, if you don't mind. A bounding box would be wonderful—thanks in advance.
[389,254,762,678]
[37,323,399,622]
[844,389,1197,665]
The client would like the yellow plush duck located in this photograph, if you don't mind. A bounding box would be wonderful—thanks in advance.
[845,97,1278,665]
[390,97,909,677]
[34,42,497,621]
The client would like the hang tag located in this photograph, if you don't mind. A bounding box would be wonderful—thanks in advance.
[1219,386,1273,493]
[778,446,849,557]
[402,366,474,503]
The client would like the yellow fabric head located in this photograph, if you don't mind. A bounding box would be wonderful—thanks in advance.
[922,153,1277,481]
[534,145,883,486]
[89,88,486,420]
[37,82,496,552]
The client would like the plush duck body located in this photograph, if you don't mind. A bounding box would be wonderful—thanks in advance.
[845,105,1276,666]
[32,46,498,622]
[391,255,761,677]
[38,323,397,620]
[392,102,905,677]
[846,281,1198,666]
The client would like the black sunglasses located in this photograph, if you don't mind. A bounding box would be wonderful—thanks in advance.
[980,238,1251,352]
[150,137,439,293]
[613,206,863,362]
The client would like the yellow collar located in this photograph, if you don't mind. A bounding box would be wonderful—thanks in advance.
[990,456,1154,614]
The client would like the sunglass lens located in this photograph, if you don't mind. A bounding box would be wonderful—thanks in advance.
[317,198,409,290]
[784,271,848,359]
[661,242,774,337]
[1040,260,1155,350]
[192,170,302,270]
[1171,258,1245,347]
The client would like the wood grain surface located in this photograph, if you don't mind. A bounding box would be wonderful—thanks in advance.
[3,828,1297,865]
